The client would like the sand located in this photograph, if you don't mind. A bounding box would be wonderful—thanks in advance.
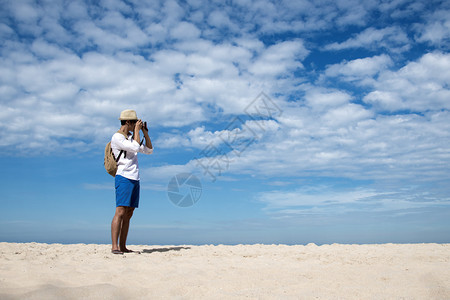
[0,243,449,299]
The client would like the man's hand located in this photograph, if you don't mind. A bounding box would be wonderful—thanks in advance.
[135,119,143,131]
[142,121,148,133]
[133,120,142,144]
[141,121,152,149]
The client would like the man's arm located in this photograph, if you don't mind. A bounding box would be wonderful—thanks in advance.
[134,120,142,145]
[142,122,153,149]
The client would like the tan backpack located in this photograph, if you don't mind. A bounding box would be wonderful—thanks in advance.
[104,132,127,177]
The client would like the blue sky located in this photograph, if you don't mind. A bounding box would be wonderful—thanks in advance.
[1,0,449,245]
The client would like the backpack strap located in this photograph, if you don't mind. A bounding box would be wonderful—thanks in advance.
[115,150,124,162]
[115,131,129,160]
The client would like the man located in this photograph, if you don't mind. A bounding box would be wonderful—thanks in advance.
[110,109,153,254]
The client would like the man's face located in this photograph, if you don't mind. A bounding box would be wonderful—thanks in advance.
[128,120,137,132]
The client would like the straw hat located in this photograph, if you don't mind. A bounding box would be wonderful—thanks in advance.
[119,109,138,120]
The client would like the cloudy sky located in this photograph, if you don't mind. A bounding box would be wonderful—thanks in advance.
[1,0,449,245]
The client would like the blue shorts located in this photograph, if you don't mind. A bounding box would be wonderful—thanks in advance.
[115,175,140,208]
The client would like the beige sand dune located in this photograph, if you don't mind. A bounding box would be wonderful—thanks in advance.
[0,242,449,299]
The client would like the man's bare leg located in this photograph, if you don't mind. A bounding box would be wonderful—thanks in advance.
[111,206,127,252]
[119,207,134,252]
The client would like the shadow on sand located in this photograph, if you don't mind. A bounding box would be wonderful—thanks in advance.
[142,246,191,254]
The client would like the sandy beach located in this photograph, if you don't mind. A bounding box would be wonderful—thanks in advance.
[0,242,449,299]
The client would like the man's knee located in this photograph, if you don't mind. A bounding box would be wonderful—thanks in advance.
[115,207,127,218]
[126,208,134,219]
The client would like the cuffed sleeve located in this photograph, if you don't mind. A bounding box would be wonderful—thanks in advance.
[139,144,153,154]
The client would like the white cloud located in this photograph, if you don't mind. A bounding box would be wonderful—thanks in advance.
[155,126,217,149]
[170,21,201,40]
[414,9,450,46]
[8,1,40,23]
[171,82,449,185]
[185,54,232,76]
[323,55,393,83]
[156,119,281,151]
[141,51,447,186]
[324,26,410,52]
[146,23,168,44]
[208,10,234,29]
[304,88,353,111]
[322,103,373,126]
[378,0,423,16]
[234,37,265,53]
[363,91,400,109]
[363,52,450,111]
[249,40,309,76]
[73,12,150,51]
[0,45,209,152]
[63,0,90,20]
[257,186,382,209]
[162,0,185,25]
[255,184,449,217]
[334,0,373,27]
[99,0,133,12]
[0,27,311,152]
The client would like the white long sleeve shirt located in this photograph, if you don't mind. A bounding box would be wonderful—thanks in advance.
[111,132,153,181]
